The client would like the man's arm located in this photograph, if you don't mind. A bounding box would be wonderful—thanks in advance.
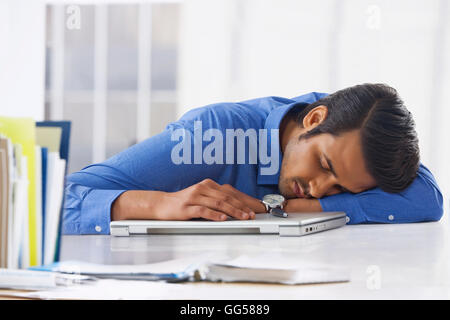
[284,197,323,213]
[111,179,256,222]
[284,164,443,224]
[63,123,256,235]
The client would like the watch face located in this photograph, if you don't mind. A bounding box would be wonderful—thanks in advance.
[262,194,285,207]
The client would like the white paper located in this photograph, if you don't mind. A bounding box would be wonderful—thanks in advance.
[43,154,65,265]
[204,253,351,285]
[6,138,14,268]
[18,156,29,269]
[34,145,42,266]
[8,279,192,300]
[6,253,352,299]
[212,253,343,270]
[49,253,221,276]
[0,268,92,290]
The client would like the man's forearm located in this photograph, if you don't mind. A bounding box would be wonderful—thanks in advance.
[284,198,323,212]
[111,190,164,221]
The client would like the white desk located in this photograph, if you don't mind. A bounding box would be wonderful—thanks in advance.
[58,213,450,300]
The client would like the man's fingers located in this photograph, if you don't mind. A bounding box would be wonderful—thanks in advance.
[189,206,227,221]
[201,179,255,210]
[196,195,252,220]
[197,178,260,215]
[221,184,265,213]
[197,187,255,217]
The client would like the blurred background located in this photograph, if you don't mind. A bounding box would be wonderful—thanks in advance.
[1,0,449,196]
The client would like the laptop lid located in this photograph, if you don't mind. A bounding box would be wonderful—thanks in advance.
[110,212,347,237]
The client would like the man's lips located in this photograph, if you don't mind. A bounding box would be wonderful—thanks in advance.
[293,180,306,198]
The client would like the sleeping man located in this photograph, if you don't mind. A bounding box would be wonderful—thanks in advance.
[63,83,443,234]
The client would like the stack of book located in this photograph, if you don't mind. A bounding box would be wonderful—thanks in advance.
[0,118,71,269]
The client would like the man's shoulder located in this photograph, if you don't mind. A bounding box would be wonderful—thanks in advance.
[290,92,329,103]
[177,96,295,129]
[174,92,328,131]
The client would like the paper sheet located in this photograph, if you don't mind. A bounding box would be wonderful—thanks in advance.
[212,252,347,270]
[34,253,225,278]
[12,253,351,299]
[202,253,350,285]
[8,279,189,300]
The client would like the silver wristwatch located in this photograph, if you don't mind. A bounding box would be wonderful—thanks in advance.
[261,194,288,218]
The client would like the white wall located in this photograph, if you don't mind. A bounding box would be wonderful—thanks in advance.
[0,0,46,120]
[177,0,233,116]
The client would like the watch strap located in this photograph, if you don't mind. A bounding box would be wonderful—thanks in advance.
[269,207,288,218]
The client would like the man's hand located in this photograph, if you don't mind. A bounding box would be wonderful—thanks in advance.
[111,178,265,221]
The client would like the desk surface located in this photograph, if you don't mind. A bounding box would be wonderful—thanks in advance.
[55,214,450,299]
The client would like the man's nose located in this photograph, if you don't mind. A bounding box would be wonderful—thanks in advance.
[309,174,337,198]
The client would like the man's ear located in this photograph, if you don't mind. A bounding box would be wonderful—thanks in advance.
[302,105,328,130]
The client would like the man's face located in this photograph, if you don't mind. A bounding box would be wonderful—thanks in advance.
[279,129,377,199]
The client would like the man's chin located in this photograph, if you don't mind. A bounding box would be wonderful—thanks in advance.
[278,185,295,199]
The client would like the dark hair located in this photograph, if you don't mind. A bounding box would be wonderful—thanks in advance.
[288,83,419,193]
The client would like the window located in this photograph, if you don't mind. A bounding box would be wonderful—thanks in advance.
[45,3,180,174]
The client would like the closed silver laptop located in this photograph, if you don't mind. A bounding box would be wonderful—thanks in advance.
[110,212,347,237]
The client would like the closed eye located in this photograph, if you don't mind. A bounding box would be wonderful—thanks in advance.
[320,156,352,193]
[319,156,329,171]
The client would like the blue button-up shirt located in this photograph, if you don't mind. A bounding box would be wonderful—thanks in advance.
[63,92,444,234]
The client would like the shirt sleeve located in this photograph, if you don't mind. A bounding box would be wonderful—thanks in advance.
[318,164,444,224]
[62,184,127,235]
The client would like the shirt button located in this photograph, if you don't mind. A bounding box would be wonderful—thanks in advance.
[388,215,394,221]
[95,225,102,232]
